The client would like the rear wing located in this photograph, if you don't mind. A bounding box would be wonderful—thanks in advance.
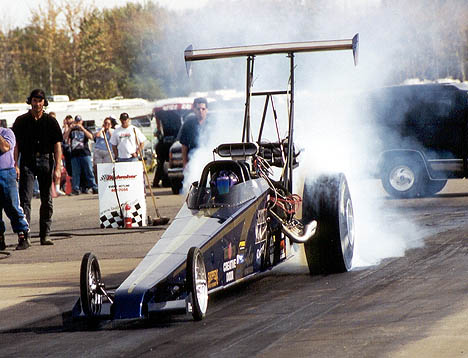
[184,34,359,71]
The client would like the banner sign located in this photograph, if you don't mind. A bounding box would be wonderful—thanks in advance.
[97,162,147,228]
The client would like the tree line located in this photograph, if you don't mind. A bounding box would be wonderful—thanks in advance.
[0,0,466,103]
[0,0,173,103]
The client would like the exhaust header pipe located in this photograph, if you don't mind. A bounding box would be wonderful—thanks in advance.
[269,210,317,244]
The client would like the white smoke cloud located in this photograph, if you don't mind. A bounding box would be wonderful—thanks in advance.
[174,0,462,269]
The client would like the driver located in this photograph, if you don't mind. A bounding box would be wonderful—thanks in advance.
[210,170,239,196]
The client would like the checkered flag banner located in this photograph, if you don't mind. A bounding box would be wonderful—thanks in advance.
[97,162,147,229]
[100,202,145,228]
[100,210,122,229]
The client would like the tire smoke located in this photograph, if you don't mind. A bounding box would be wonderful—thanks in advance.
[173,0,464,269]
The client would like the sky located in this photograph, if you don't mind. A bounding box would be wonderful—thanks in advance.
[0,0,209,30]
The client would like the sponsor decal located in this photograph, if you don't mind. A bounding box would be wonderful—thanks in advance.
[226,270,234,283]
[223,259,236,272]
[236,254,245,265]
[243,246,254,267]
[239,240,245,251]
[256,244,265,263]
[207,269,219,289]
[100,173,138,182]
[256,246,263,260]
[255,208,268,243]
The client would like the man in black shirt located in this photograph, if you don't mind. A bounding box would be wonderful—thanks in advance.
[179,97,208,168]
[12,89,63,248]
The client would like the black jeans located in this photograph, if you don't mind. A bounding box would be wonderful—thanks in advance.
[19,161,54,238]
[153,141,171,186]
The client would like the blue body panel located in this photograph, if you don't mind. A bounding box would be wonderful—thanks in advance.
[112,178,270,319]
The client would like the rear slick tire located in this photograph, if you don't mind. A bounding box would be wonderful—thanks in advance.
[302,173,355,275]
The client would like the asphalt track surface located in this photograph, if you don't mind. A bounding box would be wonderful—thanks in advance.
[1,180,468,357]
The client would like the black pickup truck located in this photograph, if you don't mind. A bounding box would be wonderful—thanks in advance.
[370,82,468,198]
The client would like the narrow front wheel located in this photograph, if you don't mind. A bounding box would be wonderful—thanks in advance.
[187,247,208,321]
[80,252,103,317]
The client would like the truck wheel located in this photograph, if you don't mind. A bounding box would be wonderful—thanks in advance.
[162,177,171,188]
[381,157,424,198]
[302,173,355,275]
[187,247,208,321]
[171,180,182,194]
[422,179,447,196]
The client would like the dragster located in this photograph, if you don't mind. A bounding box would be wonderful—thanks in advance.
[73,34,359,322]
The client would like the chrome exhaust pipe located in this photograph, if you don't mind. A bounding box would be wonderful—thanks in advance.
[268,210,317,243]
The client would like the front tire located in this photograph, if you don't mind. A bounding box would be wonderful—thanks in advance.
[302,173,355,274]
[80,252,103,317]
[187,247,208,321]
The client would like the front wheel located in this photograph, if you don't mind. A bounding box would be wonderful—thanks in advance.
[80,252,103,317]
[187,247,208,321]
[302,173,355,275]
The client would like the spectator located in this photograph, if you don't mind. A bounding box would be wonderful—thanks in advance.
[109,115,118,129]
[93,117,114,180]
[152,110,182,187]
[179,97,208,167]
[12,89,63,247]
[0,127,30,250]
[46,112,66,196]
[62,115,74,178]
[63,115,98,195]
[110,112,146,162]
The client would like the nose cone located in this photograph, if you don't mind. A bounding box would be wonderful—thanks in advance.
[112,285,147,319]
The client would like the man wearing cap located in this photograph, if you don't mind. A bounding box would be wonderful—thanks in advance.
[110,113,146,162]
[63,115,98,195]
[12,89,63,248]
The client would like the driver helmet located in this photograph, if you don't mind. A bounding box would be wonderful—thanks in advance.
[210,170,239,195]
